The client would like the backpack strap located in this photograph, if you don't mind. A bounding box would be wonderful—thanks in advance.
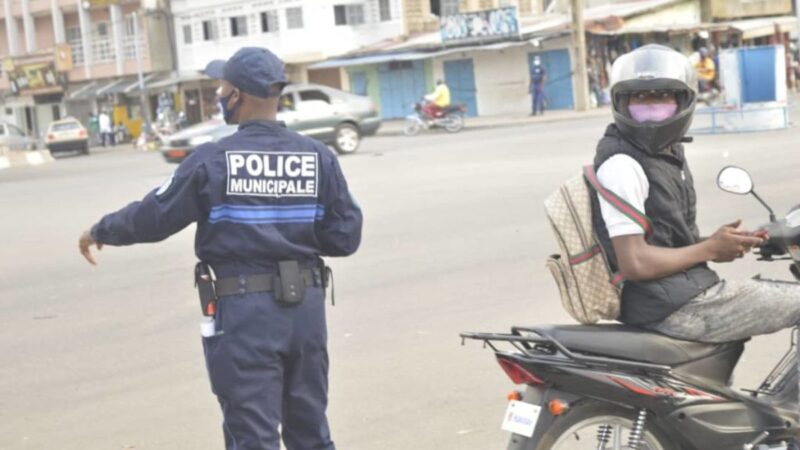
[583,165,653,238]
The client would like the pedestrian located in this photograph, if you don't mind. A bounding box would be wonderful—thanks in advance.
[530,55,547,116]
[98,110,113,147]
[87,113,99,146]
[78,47,363,450]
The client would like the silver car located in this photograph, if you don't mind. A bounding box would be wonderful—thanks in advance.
[160,83,381,163]
[0,121,36,151]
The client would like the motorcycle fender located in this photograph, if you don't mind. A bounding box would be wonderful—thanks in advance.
[507,386,583,450]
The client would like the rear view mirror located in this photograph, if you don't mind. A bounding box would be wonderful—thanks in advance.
[717,166,753,195]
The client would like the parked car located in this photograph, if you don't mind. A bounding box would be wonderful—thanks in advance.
[160,83,381,163]
[45,117,89,155]
[0,121,36,151]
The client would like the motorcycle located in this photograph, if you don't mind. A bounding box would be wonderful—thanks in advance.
[697,81,722,107]
[462,166,800,450]
[403,100,466,136]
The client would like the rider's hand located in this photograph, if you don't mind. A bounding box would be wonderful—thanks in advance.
[79,230,103,266]
[705,220,764,263]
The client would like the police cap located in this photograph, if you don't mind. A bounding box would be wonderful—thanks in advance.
[205,47,288,98]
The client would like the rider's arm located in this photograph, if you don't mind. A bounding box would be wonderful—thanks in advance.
[597,156,762,281]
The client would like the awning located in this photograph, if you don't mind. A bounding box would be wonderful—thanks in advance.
[96,78,135,96]
[728,16,799,40]
[68,79,125,100]
[123,72,164,94]
[309,40,532,70]
[145,71,210,90]
[66,81,98,101]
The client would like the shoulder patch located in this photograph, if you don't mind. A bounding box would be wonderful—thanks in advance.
[156,172,175,198]
[225,151,319,199]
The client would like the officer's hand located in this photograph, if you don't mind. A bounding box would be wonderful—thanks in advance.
[79,230,103,266]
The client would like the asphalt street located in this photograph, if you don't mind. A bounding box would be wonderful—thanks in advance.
[2,112,800,450]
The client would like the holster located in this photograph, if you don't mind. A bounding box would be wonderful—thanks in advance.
[194,262,217,316]
[274,260,306,306]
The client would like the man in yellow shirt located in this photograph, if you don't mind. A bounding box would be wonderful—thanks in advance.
[695,47,716,92]
[423,79,451,118]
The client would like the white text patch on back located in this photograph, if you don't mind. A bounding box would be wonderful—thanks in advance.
[226,151,319,198]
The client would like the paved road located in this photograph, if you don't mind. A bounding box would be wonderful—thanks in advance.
[2,114,800,450]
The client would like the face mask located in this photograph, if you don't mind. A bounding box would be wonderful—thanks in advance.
[219,90,241,124]
[628,103,678,123]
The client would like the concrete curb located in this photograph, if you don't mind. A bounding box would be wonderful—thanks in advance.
[0,150,55,170]
[377,107,612,137]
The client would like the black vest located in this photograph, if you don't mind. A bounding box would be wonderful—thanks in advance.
[592,124,719,325]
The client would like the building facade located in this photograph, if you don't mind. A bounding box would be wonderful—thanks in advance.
[0,0,174,142]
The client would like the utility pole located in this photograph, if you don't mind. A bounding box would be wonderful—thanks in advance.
[133,11,151,139]
[570,0,590,111]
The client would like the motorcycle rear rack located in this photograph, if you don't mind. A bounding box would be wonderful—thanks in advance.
[461,326,672,376]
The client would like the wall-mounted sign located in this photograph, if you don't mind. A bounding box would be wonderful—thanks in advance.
[8,63,67,94]
[440,6,520,44]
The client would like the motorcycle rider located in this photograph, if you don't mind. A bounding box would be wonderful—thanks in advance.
[594,44,800,344]
[423,79,450,119]
[694,46,716,93]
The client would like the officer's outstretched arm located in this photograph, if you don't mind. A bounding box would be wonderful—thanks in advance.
[89,151,210,247]
[316,154,363,257]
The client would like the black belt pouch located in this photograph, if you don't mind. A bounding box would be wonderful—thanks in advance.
[276,260,306,306]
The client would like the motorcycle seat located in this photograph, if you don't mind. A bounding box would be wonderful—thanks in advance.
[534,324,746,366]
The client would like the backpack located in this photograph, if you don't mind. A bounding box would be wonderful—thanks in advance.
[543,165,652,324]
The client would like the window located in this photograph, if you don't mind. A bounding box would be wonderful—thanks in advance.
[92,22,113,62]
[286,7,304,29]
[123,14,140,60]
[52,105,61,122]
[0,125,6,136]
[229,15,247,37]
[8,124,25,136]
[261,11,279,33]
[279,94,295,111]
[183,24,193,44]
[334,4,365,26]
[379,0,392,21]
[202,20,217,40]
[388,61,413,70]
[66,27,84,66]
[299,90,331,103]
[430,0,459,16]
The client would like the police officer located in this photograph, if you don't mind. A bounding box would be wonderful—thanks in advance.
[529,55,547,116]
[78,47,363,450]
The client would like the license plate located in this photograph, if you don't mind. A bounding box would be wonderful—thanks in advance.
[167,150,187,158]
[501,400,541,438]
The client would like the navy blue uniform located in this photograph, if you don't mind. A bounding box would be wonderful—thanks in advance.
[92,120,362,450]
[530,65,547,115]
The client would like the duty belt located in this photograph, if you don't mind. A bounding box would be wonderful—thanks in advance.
[214,269,320,298]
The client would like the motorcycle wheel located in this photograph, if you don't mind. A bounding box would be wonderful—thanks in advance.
[444,114,464,133]
[403,118,422,137]
[534,401,676,450]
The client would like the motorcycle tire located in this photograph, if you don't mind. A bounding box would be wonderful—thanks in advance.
[444,114,464,133]
[533,401,677,450]
[403,118,422,137]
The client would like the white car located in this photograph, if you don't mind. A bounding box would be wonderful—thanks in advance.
[0,121,36,151]
[46,117,89,155]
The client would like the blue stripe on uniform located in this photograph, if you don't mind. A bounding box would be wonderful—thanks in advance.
[208,204,325,224]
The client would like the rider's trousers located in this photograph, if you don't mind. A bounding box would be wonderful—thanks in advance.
[643,278,800,343]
